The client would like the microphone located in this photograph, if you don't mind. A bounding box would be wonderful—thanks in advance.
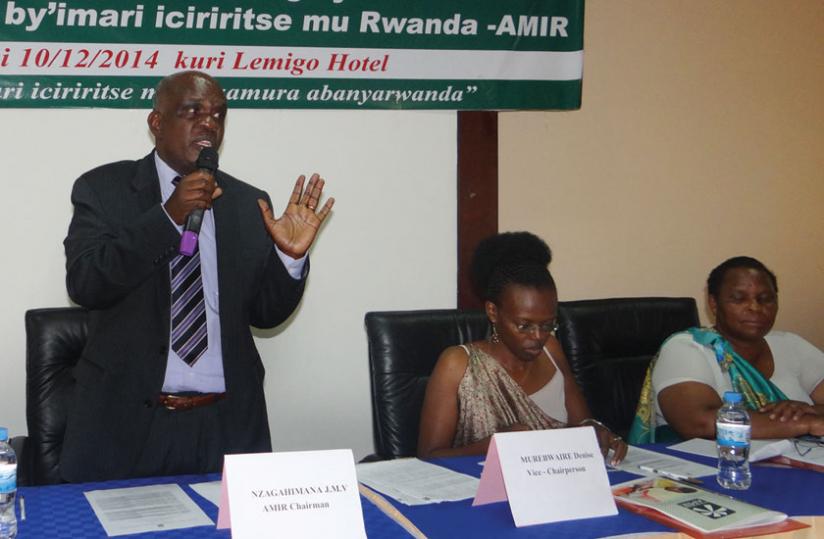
[179,147,219,256]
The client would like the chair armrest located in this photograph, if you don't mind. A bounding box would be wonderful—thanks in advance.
[9,436,30,487]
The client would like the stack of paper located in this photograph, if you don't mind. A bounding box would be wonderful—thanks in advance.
[356,458,478,505]
[610,445,716,480]
[84,484,213,537]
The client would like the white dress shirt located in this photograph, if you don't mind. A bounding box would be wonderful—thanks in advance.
[154,153,305,393]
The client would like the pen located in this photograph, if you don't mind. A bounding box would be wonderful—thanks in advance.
[638,465,703,485]
[19,495,26,521]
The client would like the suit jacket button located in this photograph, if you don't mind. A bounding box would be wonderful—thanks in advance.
[143,399,154,408]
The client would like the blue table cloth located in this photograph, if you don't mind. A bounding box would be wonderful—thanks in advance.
[406,445,824,538]
[14,473,405,538]
[13,444,824,538]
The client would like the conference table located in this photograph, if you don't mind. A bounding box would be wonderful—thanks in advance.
[12,444,824,538]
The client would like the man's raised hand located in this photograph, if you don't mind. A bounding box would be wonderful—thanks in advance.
[257,173,334,258]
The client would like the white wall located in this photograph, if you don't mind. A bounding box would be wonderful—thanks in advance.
[0,107,457,459]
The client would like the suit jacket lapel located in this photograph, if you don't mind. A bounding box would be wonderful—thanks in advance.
[132,152,173,333]
[213,172,238,381]
[213,171,236,294]
[131,152,163,212]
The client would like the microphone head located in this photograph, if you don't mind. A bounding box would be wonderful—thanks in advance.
[196,147,219,173]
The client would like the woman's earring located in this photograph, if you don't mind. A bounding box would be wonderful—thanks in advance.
[489,323,500,344]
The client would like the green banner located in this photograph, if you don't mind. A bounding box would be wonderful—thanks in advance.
[0,0,584,109]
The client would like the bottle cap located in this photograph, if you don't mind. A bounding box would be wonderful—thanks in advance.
[723,391,742,404]
[0,427,7,442]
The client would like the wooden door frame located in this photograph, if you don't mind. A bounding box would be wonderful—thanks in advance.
[457,111,497,310]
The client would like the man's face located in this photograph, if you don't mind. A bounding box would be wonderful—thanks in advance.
[148,73,226,174]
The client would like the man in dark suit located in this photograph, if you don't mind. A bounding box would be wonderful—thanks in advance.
[60,70,333,482]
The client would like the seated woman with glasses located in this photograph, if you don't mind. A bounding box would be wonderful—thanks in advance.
[417,232,627,463]
[630,256,824,444]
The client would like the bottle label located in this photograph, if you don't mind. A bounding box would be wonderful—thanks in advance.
[0,463,15,494]
[717,423,750,447]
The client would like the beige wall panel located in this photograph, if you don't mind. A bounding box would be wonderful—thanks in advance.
[500,1,824,347]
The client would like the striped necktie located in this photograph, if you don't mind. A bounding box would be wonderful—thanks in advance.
[170,177,208,366]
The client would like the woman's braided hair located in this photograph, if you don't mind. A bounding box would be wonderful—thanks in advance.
[470,231,555,303]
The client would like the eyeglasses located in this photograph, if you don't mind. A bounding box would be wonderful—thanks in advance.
[792,437,824,457]
[514,320,559,336]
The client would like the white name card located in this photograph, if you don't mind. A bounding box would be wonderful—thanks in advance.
[217,449,367,539]
[473,427,617,527]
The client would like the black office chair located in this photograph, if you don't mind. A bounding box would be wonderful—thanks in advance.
[556,297,699,438]
[364,309,488,460]
[23,307,89,485]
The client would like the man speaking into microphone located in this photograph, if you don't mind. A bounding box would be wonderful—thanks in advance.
[61,70,333,482]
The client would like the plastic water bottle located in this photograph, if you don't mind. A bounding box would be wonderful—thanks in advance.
[716,391,751,490]
[0,427,17,539]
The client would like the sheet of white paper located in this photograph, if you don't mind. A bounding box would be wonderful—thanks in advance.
[189,481,222,507]
[356,458,479,506]
[668,438,793,463]
[667,438,716,459]
[610,445,716,478]
[84,484,213,537]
